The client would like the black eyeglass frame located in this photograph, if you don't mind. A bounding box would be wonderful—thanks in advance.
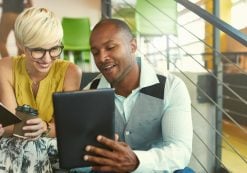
[26,45,64,60]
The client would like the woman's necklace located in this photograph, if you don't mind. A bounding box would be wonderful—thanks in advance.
[32,80,40,89]
[31,80,40,97]
[26,65,40,97]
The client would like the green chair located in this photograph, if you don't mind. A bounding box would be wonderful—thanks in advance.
[62,17,91,67]
[135,0,178,70]
[135,0,177,36]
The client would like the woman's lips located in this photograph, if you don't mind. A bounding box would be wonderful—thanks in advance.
[37,62,50,69]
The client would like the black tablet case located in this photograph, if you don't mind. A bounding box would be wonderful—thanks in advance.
[53,89,115,169]
[0,103,21,127]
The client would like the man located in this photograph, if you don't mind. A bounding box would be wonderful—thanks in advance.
[84,18,193,173]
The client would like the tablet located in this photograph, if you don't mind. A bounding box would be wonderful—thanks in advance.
[53,88,115,169]
[0,103,21,127]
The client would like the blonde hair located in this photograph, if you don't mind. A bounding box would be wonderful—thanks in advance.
[14,7,63,49]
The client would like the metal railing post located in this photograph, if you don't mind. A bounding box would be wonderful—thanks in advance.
[101,0,112,19]
[213,0,223,172]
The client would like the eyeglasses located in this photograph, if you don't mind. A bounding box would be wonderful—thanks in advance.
[27,45,64,60]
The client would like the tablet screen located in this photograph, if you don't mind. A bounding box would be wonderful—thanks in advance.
[53,89,115,169]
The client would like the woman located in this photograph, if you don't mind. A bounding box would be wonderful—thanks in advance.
[0,7,82,172]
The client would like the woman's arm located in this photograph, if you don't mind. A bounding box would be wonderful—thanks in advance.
[0,58,18,136]
[63,63,82,91]
[46,63,82,138]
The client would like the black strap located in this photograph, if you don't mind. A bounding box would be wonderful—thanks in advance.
[90,78,100,89]
[140,74,166,99]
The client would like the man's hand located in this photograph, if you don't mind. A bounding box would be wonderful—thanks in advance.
[84,135,139,173]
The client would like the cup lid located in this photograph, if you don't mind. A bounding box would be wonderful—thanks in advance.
[16,104,38,116]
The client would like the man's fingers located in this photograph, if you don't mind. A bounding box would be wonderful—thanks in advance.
[84,154,117,167]
[115,133,119,141]
[97,135,125,151]
[85,145,117,159]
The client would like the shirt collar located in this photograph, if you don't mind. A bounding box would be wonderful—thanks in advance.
[138,57,159,89]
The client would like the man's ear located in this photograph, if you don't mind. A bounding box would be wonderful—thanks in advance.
[130,38,137,53]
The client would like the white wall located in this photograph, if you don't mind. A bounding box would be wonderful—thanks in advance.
[1,0,101,57]
[33,0,101,27]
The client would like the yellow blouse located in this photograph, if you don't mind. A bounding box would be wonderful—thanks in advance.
[13,56,70,122]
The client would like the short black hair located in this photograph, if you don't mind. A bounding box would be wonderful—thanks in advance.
[92,18,134,40]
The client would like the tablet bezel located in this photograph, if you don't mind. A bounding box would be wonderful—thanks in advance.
[0,103,21,127]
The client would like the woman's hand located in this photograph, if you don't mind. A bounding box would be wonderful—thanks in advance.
[22,118,47,140]
[0,124,4,137]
